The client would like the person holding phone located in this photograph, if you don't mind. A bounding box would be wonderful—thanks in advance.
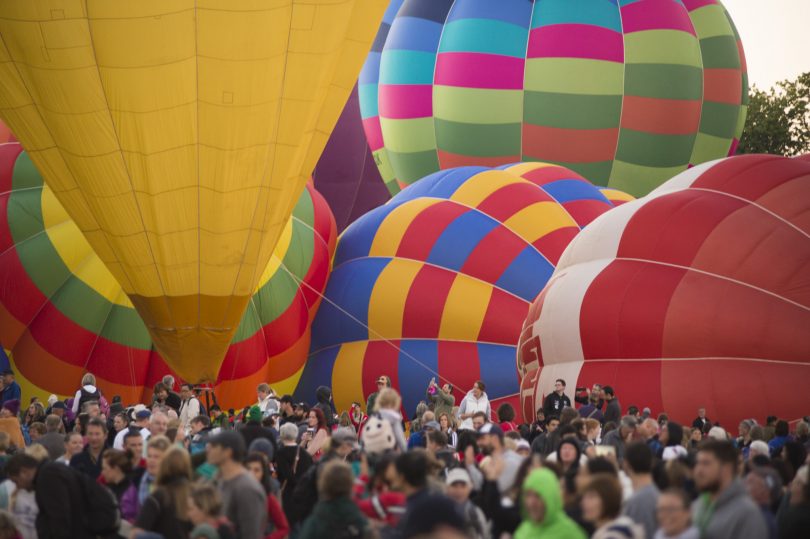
[300,408,329,460]
[427,377,455,419]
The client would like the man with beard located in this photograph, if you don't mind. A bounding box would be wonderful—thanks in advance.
[278,395,296,425]
[477,423,522,494]
[692,440,767,539]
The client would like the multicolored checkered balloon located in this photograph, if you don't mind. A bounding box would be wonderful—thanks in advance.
[364,0,747,197]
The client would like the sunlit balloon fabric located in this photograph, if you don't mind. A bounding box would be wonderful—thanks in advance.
[369,0,747,196]
[518,154,810,429]
[0,142,336,406]
[0,0,385,382]
[296,163,632,414]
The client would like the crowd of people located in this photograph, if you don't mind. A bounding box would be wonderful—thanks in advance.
[0,369,806,539]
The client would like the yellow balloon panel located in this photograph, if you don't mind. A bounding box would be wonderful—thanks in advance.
[0,0,386,381]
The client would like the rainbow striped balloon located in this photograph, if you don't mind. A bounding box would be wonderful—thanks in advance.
[372,0,747,197]
[0,143,336,407]
[295,162,632,415]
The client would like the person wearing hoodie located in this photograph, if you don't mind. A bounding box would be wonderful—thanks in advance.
[692,440,767,539]
[457,380,491,431]
[514,467,586,539]
[313,386,337,427]
[299,461,368,539]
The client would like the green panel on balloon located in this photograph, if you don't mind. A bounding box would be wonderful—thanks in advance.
[609,161,687,197]
[623,30,703,67]
[689,4,730,38]
[380,117,437,153]
[624,64,703,100]
[98,306,153,349]
[523,92,622,130]
[615,129,697,168]
[7,191,44,245]
[387,149,441,186]
[435,119,521,158]
[373,150,400,195]
[433,86,523,124]
[699,101,741,138]
[523,58,624,95]
[700,36,742,69]
[691,133,734,165]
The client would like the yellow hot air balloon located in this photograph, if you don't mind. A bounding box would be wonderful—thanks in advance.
[0,0,385,382]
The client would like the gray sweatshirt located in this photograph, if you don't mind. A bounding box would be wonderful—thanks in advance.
[691,479,768,539]
[219,470,267,539]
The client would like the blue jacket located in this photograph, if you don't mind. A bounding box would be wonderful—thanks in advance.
[0,381,21,407]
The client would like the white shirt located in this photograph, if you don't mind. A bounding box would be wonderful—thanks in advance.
[179,397,201,434]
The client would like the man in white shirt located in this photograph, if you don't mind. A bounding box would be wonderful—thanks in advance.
[178,383,201,434]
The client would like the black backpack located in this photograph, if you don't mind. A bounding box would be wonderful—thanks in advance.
[75,468,121,535]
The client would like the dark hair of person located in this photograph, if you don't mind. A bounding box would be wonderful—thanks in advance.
[456,430,479,457]
[395,449,430,489]
[370,451,398,490]
[583,473,623,520]
[602,421,617,435]
[625,442,654,474]
[660,488,692,509]
[191,415,211,427]
[103,449,133,475]
[774,420,789,438]
[474,380,486,392]
[5,453,39,477]
[318,460,355,501]
[555,378,566,387]
[628,405,639,416]
[426,429,448,447]
[472,411,488,422]
[602,386,615,396]
[245,452,273,495]
[697,439,739,473]
[497,403,515,423]
[87,417,107,433]
[586,457,618,477]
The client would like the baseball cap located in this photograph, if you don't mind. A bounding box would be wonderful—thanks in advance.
[332,430,358,448]
[445,468,472,486]
[279,394,294,404]
[478,423,504,437]
[423,421,441,431]
[51,401,67,410]
[135,409,152,420]
[516,439,531,451]
[1,369,13,376]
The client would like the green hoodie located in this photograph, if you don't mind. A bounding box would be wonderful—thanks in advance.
[514,468,587,539]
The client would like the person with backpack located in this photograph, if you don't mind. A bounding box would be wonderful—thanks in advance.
[71,373,102,416]
[299,460,368,539]
[6,452,120,539]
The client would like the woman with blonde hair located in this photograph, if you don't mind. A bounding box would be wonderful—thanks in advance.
[72,372,103,415]
[132,446,193,539]
[187,483,235,539]
[375,388,407,451]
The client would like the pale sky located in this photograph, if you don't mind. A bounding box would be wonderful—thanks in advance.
[722,0,809,88]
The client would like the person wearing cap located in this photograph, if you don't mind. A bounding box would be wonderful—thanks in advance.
[446,467,490,539]
[407,411,436,449]
[207,430,267,539]
[600,415,637,466]
[0,370,20,409]
[367,375,391,414]
[239,405,277,455]
[514,467,587,539]
[478,422,523,494]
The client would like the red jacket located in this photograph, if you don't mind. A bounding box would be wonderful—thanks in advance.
[265,494,290,539]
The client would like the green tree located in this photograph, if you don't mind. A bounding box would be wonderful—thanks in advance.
[738,72,810,156]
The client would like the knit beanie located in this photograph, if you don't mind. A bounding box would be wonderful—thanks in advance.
[247,405,263,423]
[361,416,396,455]
[2,399,19,417]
